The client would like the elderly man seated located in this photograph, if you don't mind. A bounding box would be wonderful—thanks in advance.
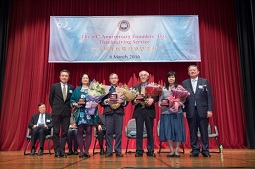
[28,102,52,156]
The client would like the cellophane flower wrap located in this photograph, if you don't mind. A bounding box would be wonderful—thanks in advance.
[86,79,110,115]
[168,85,190,112]
[145,82,163,98]
[139,82,162,108]
[115,83,137,101]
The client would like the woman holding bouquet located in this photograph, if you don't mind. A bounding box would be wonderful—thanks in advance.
[70,73,99,158]
[159,71,186,158]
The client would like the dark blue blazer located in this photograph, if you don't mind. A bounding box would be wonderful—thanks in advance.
[28,113,53,129]
[182,77,213,118]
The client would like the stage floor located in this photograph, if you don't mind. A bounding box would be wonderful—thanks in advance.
[0,149,255,169]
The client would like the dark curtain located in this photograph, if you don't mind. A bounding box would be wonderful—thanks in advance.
[0,0,247,150]
[235,0,255,149]
[0,0,10,118]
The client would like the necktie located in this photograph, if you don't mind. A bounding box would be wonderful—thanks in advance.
[39,114,44,125]
[109,86,116,93]
[63,84,67,101]
[192,79,197,93]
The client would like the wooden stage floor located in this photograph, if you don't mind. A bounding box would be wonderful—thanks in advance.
[0,149,255,169]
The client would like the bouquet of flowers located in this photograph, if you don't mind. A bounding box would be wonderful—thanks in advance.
[86,79,110,115]
[168,85,190,112]
[115,83,137,101]
[145,82,162,98]
[138,82,162,108]
[108,83,137,109]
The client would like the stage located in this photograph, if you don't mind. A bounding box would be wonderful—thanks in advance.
[0,149,254,169]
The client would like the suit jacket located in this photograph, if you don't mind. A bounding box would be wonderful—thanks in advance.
[182,77,213,118]
[132,83,159,119]
[95,114,106,130]
[49,82,74,117]
[100,87,128,115]
[28,113,53,129]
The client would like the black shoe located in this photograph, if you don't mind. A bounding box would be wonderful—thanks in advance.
[167,152,175,157]
[67,150,74,155]
[175,154,180,158]
[202,153,211,157]
[55,152,61,158]
[135,152,143,157]
[84,153,91,158]
[30,149,36,156]
[190,152,199,157]
[146,152,156,157]
[73,150,79,155]
[116,152,123,157]
[38,149,43,156]
[105,152,113,157]
[100,149,105,155]
[60,152,67,158]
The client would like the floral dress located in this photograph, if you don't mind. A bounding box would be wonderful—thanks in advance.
[70,86,98,126]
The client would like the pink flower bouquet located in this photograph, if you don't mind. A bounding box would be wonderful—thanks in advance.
[168,85,190,112]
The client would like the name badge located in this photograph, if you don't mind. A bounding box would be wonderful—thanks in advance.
[69,90,73,93]
[46,119,51,122]
[198,85,203,89]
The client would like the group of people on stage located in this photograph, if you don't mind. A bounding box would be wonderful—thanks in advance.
[28,65,213,159]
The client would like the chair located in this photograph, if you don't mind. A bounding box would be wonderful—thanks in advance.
[157,120,185,154]
[24,127,53,155]
[92,127,116,154]
[197,124,220,153]
[125,119,147,154]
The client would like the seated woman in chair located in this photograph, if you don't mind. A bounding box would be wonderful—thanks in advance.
[28,102,52,156]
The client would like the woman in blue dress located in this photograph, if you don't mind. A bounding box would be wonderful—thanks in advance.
[159,71,186,158]
[70,73,99,158]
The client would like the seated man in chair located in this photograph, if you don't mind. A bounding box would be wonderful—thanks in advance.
[66,112,79,155]
[95,114,106,155]
[28,102,52,156]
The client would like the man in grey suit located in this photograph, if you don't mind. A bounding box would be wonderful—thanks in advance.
[182,65,213,158]
[49,69,74,158]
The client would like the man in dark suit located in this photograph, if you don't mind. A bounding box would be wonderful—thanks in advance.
[182,65,213,158]
[132,70,158,157]
[28,103,52,156]
[95,114,106,155]
[49,69,74,158]
[100,73,127,157]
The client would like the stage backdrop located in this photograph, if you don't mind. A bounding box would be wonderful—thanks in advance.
[49,16,201,62]
[0,0,246,151]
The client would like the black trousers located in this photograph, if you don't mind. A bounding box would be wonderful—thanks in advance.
[52,115,70,153]
[135,111,154,153]
[31,127,50,148]
[187,108,209,154]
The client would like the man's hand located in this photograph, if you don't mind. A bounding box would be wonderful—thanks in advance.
[207,111,213,118]
[98,125,102,131]
[183,112,186,118]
